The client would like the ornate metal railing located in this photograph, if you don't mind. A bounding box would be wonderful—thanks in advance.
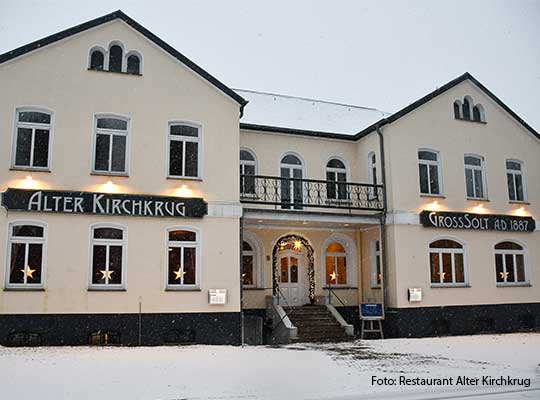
[240,174,384,212]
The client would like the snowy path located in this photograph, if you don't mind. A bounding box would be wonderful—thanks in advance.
[0,333,538,400]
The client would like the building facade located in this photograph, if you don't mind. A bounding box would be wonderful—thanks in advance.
[0,11,538,346]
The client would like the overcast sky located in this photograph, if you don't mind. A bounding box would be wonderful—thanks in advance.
[1,0,539,130]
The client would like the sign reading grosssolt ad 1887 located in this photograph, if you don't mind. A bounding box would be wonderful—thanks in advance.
[420,210,535,233]
[1,188,207,218]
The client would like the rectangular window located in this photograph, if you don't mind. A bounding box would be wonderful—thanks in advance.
[166,229,199,289]
[495,242,527,285]
[168,123,201,179]
[429,240,467,286]
[6,224,46,289]
[418,150,441,195]
[464,155,486,199]
[93,116,129,174]
[89,227,125,289]
[506,160,526,202]
[13,110,52,170]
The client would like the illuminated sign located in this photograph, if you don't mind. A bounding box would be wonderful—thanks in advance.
[420,210,535,233]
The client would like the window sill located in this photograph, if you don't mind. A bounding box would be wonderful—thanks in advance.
[3,287,45,291]
[466,197,489,202]
[167,176,203,182]
[496,283,531,288]
[454,117,487,124]
[91,171,129,178]
[509,200,530,205]
[430,284,471,288]
[165,287,201,292]
[323,286,358,290]
[420,194,446,199]
[87,68,142,77]
[88,287,127,292]
[10,167,51,173]
[370,286,382,290]
[243,287,269,291]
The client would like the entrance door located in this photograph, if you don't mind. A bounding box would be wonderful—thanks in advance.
[278,253,303,306]
[280,154,303,210]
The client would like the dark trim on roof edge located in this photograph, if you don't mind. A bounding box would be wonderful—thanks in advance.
[0,10,248,108]
[240,123,357,141]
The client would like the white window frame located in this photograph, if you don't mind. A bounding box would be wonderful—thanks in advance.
[165,227,201,290]
[370,239,382,288]
[240,148,258,197]
[88,223,127,291]
[429,237,469,287]
[87,46,107,70]
[91,113,131,176]
[108,40,126,72]
[322,233,357,288]
[325,156,349,202]
[5,220,47,290]
[464,154,488,200]
[494,240,529,287]
[167,121,203,180]
[418,148,443,196]
[11,107,54,171]
[125,50,143,75]
[506,159,528,203]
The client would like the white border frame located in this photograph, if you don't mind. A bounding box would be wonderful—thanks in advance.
[125,50,143,75]
[164,226,201,291]
[87,45,107,70]
[166,120,203,180]
[321,232,357,288]
[107,40,126,72]
[464,153,488,200]
[418,148,444,197]
[493,239,530,287]
[428,236,469,288]
[505,159,528,203]
[91,112,132,176]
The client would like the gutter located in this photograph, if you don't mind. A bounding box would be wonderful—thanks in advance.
[376,123,390,312]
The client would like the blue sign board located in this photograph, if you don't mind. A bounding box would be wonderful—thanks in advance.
[360,303,384,319]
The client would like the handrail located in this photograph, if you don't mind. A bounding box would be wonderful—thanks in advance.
[325,286,347,308]
[244,174,383,188]
[273,286,297,332]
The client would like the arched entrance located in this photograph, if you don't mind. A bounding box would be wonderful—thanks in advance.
[272,234,314,305]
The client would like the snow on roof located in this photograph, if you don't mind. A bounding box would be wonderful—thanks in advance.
[236,89,389,135]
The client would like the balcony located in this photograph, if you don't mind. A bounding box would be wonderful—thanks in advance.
[240,174,384,213]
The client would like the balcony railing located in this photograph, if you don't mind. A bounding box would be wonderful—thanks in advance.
[240,174,384,212]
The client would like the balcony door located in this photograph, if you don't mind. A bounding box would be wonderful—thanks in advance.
[280,154,303,210]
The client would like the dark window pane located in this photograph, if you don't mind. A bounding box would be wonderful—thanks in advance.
[495,241,523,250]
[185,141,198,177]
[429,164,440,194]
[465,169,474,197]
[418,151,437,161]
[505,254,515,282]
[495,254,504,283]
[516,255,525,282]
[168,247,181,285]
[454,253,464,283]
[170,125,198,137]
[19,111,51,124]
[240,150,255,161]
[126,55,140,74]
[506,161,521,171]
[463,99,471,120]
[474,169,484,198]
[94,228,123,240]
[507,173,516,201]
[453,102,461,119]
[327,158,345,168]
[326,171,336,199]
[337,172,347,199]
[15,128,32,166]
[472,106,481,122]
[464,156,481,166]
[9,243,26,284]
[108,246,123,284]
[183,247,196,285]
[90,50,105,70]
[27,244,43,284]
[281,155,301,165]
[280,257,289,283]
[290,258,298,283]
[111,135,126,172]
[97,118,127,130]
[33,129,49,167]
[169,140,183,176]
[92,245,107,284]
[169,230,196,242]
[95,134,110,171]
[515,174,524,201]
[430,240,462,249]
[442,253,452,283]
[430,253,439,283]
[280,168,291,208]
[293,168,303,209]
[242,255,254,285]
[242,241,253,251]
[109,45,123,72]
[419,164,429,194]
[12,225,44,237]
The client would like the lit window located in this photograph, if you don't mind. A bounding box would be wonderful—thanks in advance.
[495,241,527,285]
[89,49,105,70]
[168,123,201,179]
[240,149,257,196]
[371,240,382,288]
[242,241,255,286]
[418,150,442,195]
[325,242,347,285]
[429,239,467,286]
[464,155,486,199]
[506,160,526,202]
[6,222,46,289]
[12,109,52,170]
[326,158,348,201]
[109,44,123,72]
[93,115,129,174]
[90,226,126,289]
[167,229,199,289]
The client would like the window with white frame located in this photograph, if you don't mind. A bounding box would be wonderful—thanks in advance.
[464,155,486,199]
[367,152,378,200]
[93,115,129,174]
[167,229,199,289]
[418,150,442,196]
[89,48,105,71]
[429,239,467,286]
[168,123,201,179]
[326,158,348,200]
[325,242,347,285]
[12,109,53,170]
[242,241,256,286]
[506,160,526,202]
[90,226,125,289]
[371,239,382,288]
[495,241,527,285]
[6,222,46,289]
[108,44,123,73]
[240,149,257,196]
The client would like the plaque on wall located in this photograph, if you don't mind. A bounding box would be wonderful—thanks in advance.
[420,210,535,233]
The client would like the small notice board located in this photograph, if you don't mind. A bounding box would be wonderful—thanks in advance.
[360,303,384,320]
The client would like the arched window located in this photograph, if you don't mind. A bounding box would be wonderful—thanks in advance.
[89,225,126,289]
[453,101,462,119]
[240,149,257,196]
[462,97,471,120]
[89,49,105,70]
[325,242,347,285]
[429,239,467,286]
[506,160,527,202]
[242,241,256,286]
[126,54,140,75]
[464,154,486,199]
[326,158,347,201]
[280,154,303,210]
[109,44,123,73]
[418,149,441,195]
[93,115,130,174]
[6,222,47,289]
[472,106,481,122]
[12,108,53,170]
[168,122,201,178]
[166,229,199,289]
[495,241,527,285]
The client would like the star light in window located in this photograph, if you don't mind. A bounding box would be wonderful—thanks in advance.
[329,270,337,283]
[174,268,186,280]
[99,269,114,281]
[499,271,509,279]
[21,266,36,280]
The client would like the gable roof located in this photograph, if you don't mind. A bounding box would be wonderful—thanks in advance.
[354,72,540,141]
[0,10,248,108]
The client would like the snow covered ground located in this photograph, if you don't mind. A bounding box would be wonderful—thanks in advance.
[0,333,539,400]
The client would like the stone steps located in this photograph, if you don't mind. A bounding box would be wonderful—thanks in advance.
[287,305,351,343]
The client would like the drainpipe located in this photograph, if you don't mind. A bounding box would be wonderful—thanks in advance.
[240,216,245,346]
[376,123,389,312]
